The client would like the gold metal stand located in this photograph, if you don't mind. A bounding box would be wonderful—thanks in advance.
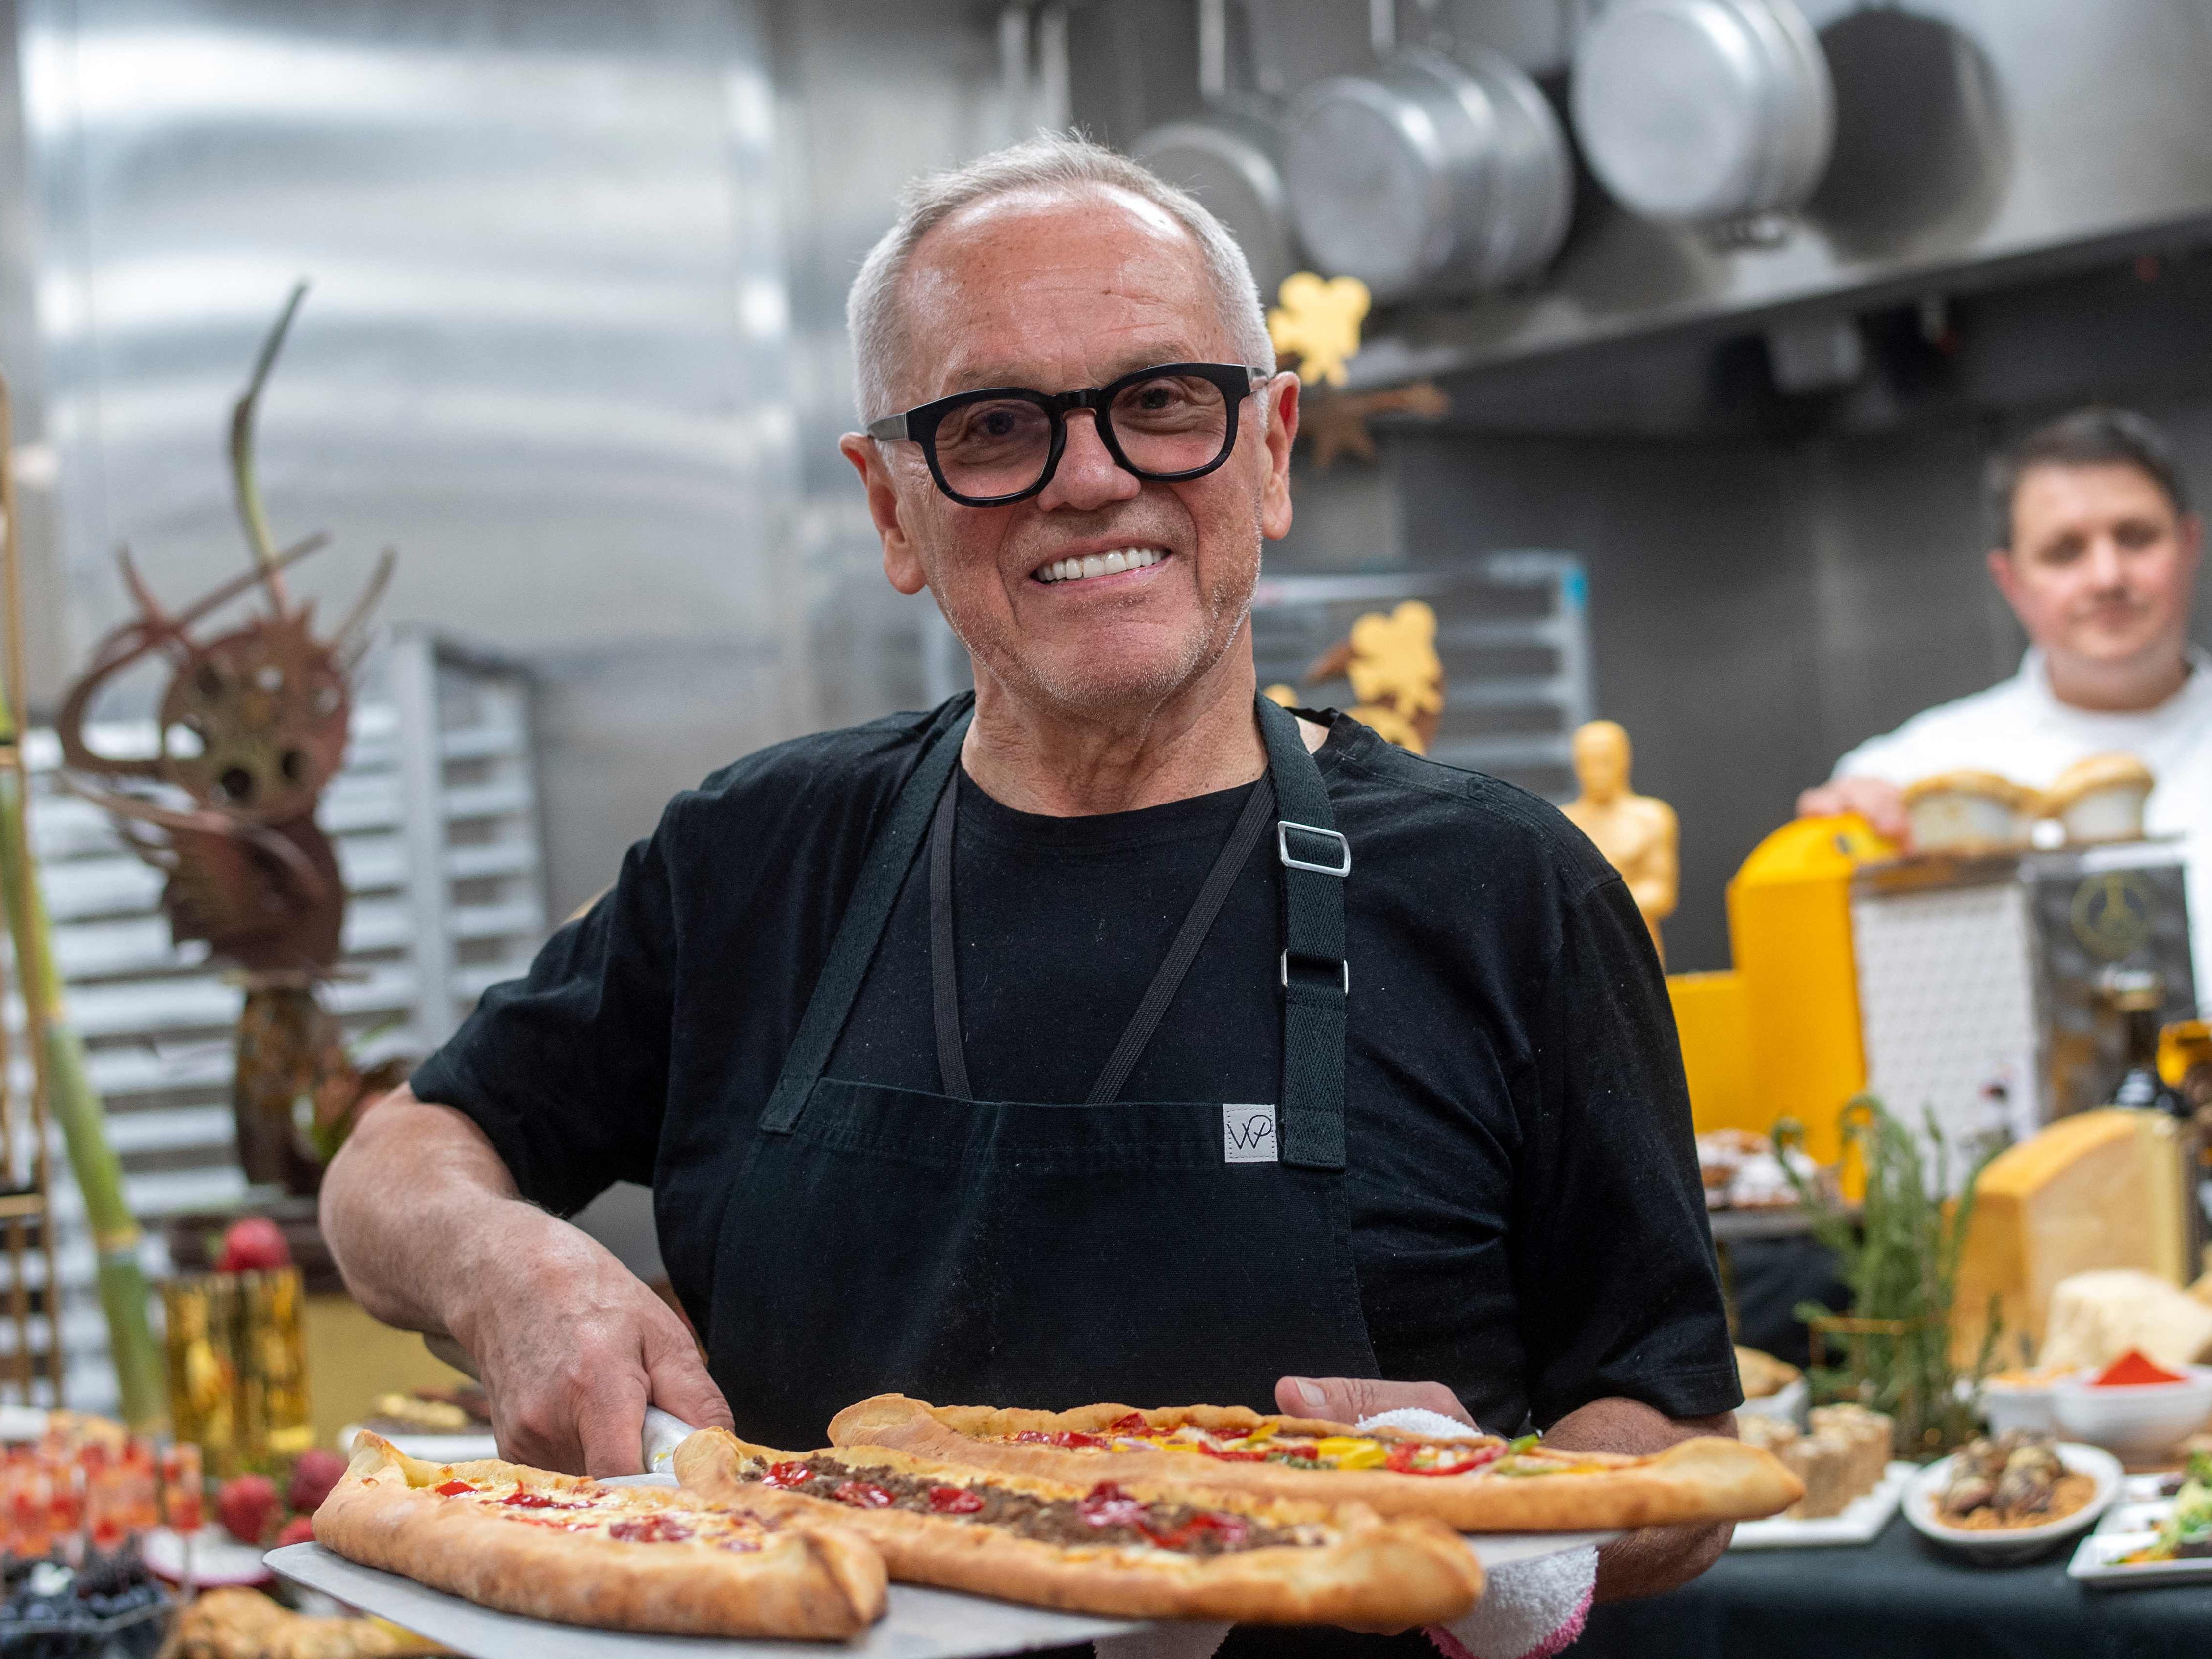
[0,368,66,1402]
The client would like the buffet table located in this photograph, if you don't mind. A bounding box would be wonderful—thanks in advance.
[1577,1514,2212,1659]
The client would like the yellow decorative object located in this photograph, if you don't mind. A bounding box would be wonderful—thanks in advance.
[1953,1109,2190,1363]
[2158,1018,2212,1088]
[1678,814,1895,1167]
[1668,971,1755,1134]
[1301,600,1445,753]
[1262,683,1299,708]
[1268,272,1370,387]
[1561,721,1678,962]
[1343,603,1442,723]
[1729,818,1880,1169]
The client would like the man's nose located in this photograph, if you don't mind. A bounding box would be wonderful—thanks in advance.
[1035,410,1141,512]
[2085,534,2130,590]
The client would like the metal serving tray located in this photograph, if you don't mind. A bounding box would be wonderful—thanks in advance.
[270,1529,1614,1659]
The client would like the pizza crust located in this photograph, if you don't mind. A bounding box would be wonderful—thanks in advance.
[673,1428,1483,1630]
[313,1434,885,1640]
[829,1395,1801,1531]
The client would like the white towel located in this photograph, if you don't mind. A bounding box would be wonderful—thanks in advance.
[1091,1408,1598,1659]
[1353,1408,1595,1659]
[1424,1543,1597,1659]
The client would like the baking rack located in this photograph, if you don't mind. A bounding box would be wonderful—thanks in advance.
[0,367,66,1403]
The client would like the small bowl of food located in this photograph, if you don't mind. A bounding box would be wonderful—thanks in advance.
[1901,771,2039,854]
[1906,1432,2120,1564]
[2042,752,2155,845]
[2052,1351,2212,1458]
[1980,1367,2081,1437]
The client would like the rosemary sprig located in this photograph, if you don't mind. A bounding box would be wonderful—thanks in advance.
[1778,1096,2001,1459]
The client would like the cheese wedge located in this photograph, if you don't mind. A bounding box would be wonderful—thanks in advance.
[1953,1109,2187,1364]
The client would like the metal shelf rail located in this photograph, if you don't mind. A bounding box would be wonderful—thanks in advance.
[1250,551,1595,799]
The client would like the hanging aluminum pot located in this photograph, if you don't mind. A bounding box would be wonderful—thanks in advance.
[1281,45,1574,306]
[1134,105,1303,310]
[1570,0,1833,228]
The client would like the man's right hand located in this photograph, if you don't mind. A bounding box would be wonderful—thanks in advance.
[1794,775,1909,844]
[322,1091,733,1478]
[453,1207,733,1476]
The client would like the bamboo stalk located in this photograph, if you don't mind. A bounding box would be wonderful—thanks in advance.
[0,370,165,1427]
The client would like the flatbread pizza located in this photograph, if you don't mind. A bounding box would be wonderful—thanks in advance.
[313,1433,885,1640]
[828,1396,1800,1532]
[673,1427,1483,1628]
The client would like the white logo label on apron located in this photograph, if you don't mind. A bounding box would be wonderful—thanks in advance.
[1223,1103,1278,1164]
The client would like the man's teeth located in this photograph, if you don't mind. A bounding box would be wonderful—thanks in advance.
[1036,547,1164,584]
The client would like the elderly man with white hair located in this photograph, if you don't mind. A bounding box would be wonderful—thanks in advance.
[323,135,1741,1608]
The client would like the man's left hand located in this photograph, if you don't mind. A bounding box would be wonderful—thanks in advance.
[1274,1375,1475,1426]
[1275,1379,1734,1602]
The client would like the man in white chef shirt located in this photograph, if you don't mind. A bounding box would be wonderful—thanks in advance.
[1798,406,2212,1007]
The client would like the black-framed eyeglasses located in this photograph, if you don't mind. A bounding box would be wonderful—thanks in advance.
[866,362,1263,507]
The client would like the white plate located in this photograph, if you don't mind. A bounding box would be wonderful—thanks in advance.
[2098,1499,2175,1535]
[1904,1443,2121,1563]
[338,1423,499,1463]
[0,1403,47,1443]
[1729,1461,1914,1549]
[144,1525,276,1586]
[2123,1472,2187,1503]
[2069,1528,2212,1588]
[1736,1378,1807,1427]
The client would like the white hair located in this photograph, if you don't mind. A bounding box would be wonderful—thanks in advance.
[847,132,1275,423]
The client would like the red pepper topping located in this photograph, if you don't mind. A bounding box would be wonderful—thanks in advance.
[1142,1510,1250,1551]
[1197,1446,1268,1461]
[1274,1444,1320,1460]
[434,1481,475,1497]
[1385,1441,1504,1477]
[609,1514,693,1543]
[2095,1348,2187,1387]
[501,1490,566,1508]
[1106,1413,1151,1434]
[761,1461,816,1489]
[1078,1482,1150,1529]
[831,1481,896,1509]
[1013,1430,1111,1450]
[928,1485,986,1514]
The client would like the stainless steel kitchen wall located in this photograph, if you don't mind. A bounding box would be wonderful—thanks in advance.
[17,0,809,905]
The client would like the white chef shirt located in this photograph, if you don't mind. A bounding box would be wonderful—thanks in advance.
[1832,647,2212,1012]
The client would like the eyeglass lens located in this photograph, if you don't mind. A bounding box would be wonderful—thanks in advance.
[934,371,1232,499]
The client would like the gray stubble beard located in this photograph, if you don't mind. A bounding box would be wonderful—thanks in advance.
[937,511,1264,719]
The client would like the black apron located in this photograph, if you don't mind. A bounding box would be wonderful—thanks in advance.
[707,694,1380,1449]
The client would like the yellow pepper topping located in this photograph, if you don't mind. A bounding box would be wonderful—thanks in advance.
[1310,1437,1388,1470]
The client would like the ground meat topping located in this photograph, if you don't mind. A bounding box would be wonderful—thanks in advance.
[741,1456,1301,1554]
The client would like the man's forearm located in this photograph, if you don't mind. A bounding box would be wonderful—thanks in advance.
[1545,1398,1735,1602]
[321,1087,548,1338]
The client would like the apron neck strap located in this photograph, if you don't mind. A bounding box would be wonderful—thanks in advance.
[759,696,973,1134]
[761,693,1350,1176]
[1257,697,1349,1171]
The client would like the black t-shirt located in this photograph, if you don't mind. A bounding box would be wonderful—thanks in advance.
[413,704,1739,1434]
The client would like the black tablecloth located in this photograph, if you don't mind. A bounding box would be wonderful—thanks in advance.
[1577,1515,2212,1659]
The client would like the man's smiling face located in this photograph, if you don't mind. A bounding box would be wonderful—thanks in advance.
[843,185,1296,716]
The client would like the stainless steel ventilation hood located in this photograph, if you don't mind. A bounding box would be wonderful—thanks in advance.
[1328,0,2212,390]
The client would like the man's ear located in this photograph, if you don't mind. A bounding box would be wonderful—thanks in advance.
[840,433,928,596]
[1260,375,1299,542]
[1986,544,2024,617]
